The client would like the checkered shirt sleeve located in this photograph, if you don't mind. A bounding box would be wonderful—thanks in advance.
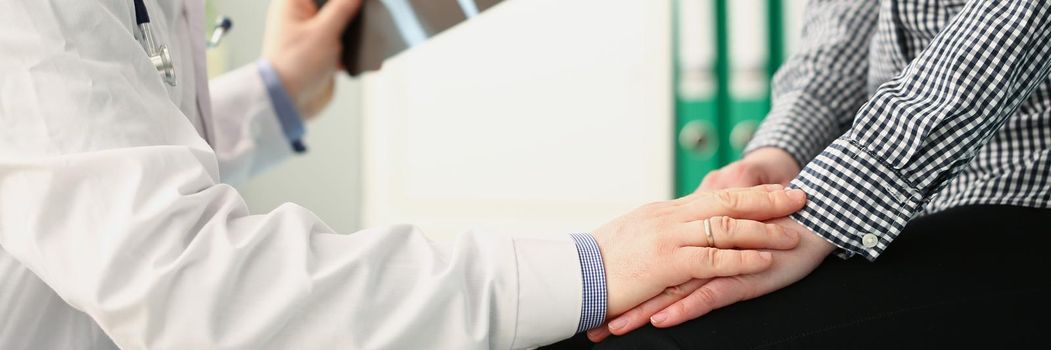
[745,0,880,167]
[790,1,1051,260]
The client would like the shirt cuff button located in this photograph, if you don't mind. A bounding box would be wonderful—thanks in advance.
[862,234,879,248]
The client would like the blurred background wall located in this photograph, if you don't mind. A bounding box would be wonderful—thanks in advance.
[206,0,807,240]
[357,0,674,240]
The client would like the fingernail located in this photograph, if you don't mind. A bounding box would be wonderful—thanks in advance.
[609,319,626,331]
[786,189,806,201]
[651,312,668,325]
[760,251,773,260]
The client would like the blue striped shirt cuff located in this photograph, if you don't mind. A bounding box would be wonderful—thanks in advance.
[256,59,307,153]
[569,233,607,333]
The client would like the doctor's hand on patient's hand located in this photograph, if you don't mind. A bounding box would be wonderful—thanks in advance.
[263,0,362,120]
[698,148,801,190]
[586,161,827,342]
[588,212,835,342]
[592,185,808,318]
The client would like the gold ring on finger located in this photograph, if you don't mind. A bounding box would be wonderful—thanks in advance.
[704,217,716,247]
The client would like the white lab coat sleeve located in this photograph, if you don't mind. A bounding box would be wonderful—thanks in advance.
[0,1,583,349]
[511,235,586,348]
[208,64,294,184]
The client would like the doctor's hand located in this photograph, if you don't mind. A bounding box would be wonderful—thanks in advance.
[698,148,801,190]
[588,216,835,342]
[592,185,808,318]
[263,0,362,120]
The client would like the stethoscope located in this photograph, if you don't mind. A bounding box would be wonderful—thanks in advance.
[132,0,233,87]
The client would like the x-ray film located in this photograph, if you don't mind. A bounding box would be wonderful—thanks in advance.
[317,0,505,76]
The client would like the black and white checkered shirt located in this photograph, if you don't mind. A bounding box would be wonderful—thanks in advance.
[746,0,1051,260]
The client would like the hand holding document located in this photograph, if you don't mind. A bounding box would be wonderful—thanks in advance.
[317,0,505,75]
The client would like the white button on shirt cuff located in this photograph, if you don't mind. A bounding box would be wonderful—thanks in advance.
[789,138,923,260]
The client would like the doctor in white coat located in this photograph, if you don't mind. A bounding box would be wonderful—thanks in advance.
[0,0,809,348]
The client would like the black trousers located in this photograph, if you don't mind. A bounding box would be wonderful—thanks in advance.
[545,205,1051,349]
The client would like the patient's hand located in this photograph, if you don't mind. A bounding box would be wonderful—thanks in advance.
[699,148,801,190]
[589,217,834,341]
[593,185,808,318]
